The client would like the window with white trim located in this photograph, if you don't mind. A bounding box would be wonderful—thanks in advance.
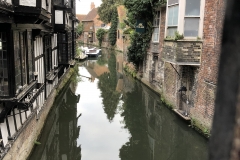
[167,0,179,37]
[184,0,201,37]
[152,11,160,42]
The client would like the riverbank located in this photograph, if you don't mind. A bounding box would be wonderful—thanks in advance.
[2,67,76,160]
[123,62,210,139]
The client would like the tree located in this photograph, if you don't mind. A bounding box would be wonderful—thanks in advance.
[96,28,107,47]
[76,23,84,37]
[108,7,118,46]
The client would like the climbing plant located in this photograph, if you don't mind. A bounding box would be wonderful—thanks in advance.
[76,23,84,37]
[123,0,163,67]
[108,7,118,46]
[96,28,107,47]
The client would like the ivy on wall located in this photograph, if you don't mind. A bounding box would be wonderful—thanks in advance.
[96,28,107,47]
[123,0,164,67]
[98,0,119,47]
[108,8,118,46]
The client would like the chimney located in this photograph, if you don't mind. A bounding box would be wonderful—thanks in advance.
[90,2,95,10]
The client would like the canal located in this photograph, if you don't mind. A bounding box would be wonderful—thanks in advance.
[29,50,208,160]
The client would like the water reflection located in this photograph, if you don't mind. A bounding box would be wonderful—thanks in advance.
[29,50,208,160]
[29,81,81,160]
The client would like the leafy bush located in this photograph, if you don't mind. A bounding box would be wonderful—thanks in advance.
[96,28,107,47]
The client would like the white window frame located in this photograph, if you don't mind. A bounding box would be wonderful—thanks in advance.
[152,11,161,43]
[165,0,205,39]
[165,0,179,38]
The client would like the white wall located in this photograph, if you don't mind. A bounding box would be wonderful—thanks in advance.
[0,122,9,147]
[20,0,36,7]
[55,10,63,24]
[6,0,12,4]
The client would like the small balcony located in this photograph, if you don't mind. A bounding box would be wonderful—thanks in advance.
[163,40,202,66]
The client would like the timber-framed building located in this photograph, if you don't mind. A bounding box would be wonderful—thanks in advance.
[0,0,79,158]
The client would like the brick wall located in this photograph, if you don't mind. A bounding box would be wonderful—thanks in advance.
[192,0,225,129]
[163,62,178,106]
[163,41,202,65]
[116,5,127,51]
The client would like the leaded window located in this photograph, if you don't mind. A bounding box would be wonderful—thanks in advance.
[44,35,52,73]
[0,32,9,96]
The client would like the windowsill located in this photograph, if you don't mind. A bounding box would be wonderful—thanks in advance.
[164,38,203,42]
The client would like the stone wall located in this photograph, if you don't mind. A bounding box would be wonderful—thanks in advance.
[164,40,202,65]
[2,68,75,160]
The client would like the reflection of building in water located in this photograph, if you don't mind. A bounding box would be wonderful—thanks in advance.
[29,82,81,160]
[85,60,109,80]
[116,53,124,93]
[141,84,208,160]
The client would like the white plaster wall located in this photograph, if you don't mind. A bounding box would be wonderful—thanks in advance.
[26,110,31,118]
[8,114,16,137]
[20,0,36,7]
[6,0,12,4]
[0,122,9,147]
[15,109,21,130]
[55,10,63,24]
[42,0,46,10]
[21,111,26,124]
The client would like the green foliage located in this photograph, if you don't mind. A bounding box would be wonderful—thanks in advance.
[98,52,120,121]
[96,28,107,47]
[76,23,83,37]
[120,22,126,29]
[108,7,118,46]
[165,31,184,41]
[174,31,184,40]
[98,0,121,24]
[123,0,160,67]
[34,141,41,145]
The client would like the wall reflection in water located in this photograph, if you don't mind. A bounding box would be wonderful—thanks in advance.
[29,80,81,160]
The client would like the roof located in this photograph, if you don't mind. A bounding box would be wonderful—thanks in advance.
[76,14,86,22]
[82,8,98,21]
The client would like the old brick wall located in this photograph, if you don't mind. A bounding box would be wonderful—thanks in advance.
[163,62,178,107]
[116,5,127,51]
[192,0,225,129]
[2,68,74,160]
[143,7,166,91]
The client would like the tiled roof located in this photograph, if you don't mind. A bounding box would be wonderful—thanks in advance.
[76,14,87,22]
[82,8,98,21]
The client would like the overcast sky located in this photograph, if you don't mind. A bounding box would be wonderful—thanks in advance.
[76,0,102,14]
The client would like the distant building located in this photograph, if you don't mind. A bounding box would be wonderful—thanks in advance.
[81,2,110,45]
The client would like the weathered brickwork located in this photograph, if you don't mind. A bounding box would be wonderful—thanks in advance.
[163,62,178,106]
[143,7,166,92]
[193,0,225,129]
[163,41,202,65]
[116,5,127,51]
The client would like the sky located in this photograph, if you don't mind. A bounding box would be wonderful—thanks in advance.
[76,0,102,15]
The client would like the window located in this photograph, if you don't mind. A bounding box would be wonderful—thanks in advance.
[184,0,201,37]
[152,11,160,42]
[58,33,67,63]
[167,0,179,37]
[14,31,33,94]
[0,32,9,96]
[44,35,52,73]
[27,31,34,82]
